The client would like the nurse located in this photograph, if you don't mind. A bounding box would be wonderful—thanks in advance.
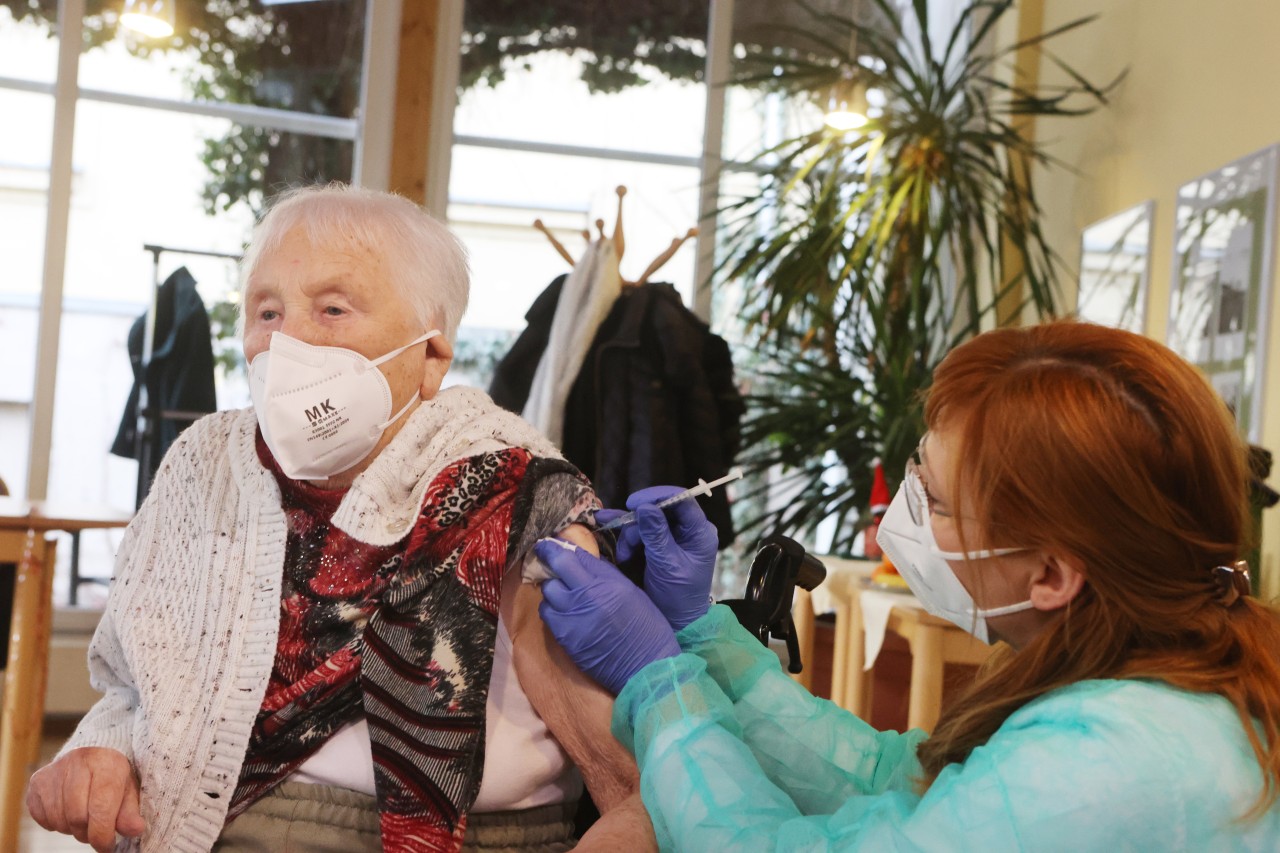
[534,321,1280,849]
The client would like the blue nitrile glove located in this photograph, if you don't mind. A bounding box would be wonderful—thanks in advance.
[534,538,680,695]
[596,485,720,631]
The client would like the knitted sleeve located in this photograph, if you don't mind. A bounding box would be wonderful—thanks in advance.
[56,416,226,765]
[55,493,154,763]
[55,604,138,758]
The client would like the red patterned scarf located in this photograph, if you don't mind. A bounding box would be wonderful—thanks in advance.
[229,434,595,851]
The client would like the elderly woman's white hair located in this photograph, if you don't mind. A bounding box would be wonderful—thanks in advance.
[237,183,470,342]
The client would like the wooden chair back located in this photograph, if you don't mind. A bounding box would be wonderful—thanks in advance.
[0,528,58,850]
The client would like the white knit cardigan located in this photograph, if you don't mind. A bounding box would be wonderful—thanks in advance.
[59,387,561,853]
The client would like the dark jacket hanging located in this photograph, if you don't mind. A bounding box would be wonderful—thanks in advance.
[489,274,566,414]
[110,267,217,492]
[491,281,744,547]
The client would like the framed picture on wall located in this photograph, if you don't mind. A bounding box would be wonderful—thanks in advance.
[1077,201,1154,333]
[1167,144,1279,441]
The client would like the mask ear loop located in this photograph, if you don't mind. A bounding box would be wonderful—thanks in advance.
[367,329,443,369]
[374,393,421,434]
[368,330,444,432]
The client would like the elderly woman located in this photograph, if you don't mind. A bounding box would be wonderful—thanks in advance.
[536,321,1280,849]
[27,185,652,853]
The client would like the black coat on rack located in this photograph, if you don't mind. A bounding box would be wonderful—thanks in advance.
[491,280,745,547]
[110,266,217,496]
[488,274,567,412]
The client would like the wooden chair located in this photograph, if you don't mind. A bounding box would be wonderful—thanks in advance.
[0,529,58,852]
[792,559,995,732]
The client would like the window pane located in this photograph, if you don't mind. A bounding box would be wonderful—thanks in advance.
[714,0,846,322]
[456,4,710,158]
[0,304,38,501]
[63,101,255,303]
[450,145,701,333]
[46,100,355,593]
[0,87,53,500]
[0,89,53,297]
[723,1,833,163]
[72,1,367,119]
[0,6,58,82]
[52,101,253,511]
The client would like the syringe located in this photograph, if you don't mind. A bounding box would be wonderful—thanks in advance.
[596,467,745,532]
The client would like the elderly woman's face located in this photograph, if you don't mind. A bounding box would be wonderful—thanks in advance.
[242,227,439,417]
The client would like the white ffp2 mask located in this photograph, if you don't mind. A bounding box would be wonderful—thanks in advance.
[249,329,441,481]
[875,481,1033,644]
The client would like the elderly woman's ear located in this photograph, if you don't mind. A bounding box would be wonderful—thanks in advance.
[420,333,454,400]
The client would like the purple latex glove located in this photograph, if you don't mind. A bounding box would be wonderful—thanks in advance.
[534,538,680,695]
[595,485,720,630]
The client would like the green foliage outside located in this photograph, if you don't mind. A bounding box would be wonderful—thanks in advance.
[4,0,366,216]
[2,0,712,217]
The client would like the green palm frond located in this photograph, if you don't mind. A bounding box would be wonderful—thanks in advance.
[724,0,1120,552]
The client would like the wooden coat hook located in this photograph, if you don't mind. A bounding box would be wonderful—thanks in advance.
[533,184,695,288]
[532,219,576,267]
[634,227,698,286]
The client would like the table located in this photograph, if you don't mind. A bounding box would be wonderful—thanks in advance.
[0,498,132,851]
[793,556,995,732]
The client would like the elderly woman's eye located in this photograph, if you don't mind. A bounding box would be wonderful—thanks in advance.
[324,305,345,316]
[260,309,279,322]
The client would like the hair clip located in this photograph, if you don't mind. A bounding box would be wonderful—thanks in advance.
[1211,560,1251,607]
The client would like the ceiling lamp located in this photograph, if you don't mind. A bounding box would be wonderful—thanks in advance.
[120,0,175,39]
[825,76,869,132]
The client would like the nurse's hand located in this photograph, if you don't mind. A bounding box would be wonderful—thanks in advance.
[26,747,145,852]
[535,538,680,695]
[596,485,719,631]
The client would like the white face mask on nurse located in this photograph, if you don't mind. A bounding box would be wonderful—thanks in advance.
[876,431,1085,648]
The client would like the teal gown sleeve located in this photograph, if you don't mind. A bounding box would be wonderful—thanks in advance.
[610,606,1260,852]
[612,605,928,850]
[673,605,926,809]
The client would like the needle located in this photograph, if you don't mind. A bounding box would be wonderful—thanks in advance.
[596,467,745,532]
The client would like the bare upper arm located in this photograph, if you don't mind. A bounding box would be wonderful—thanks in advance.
[503,523,642,812]
[554,522,599,555]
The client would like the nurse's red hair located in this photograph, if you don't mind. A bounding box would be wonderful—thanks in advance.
[916,321,1280,817]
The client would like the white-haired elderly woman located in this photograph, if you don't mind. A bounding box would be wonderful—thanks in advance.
[28,185,652,853]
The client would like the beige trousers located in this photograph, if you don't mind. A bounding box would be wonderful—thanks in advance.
[212,781,577,853]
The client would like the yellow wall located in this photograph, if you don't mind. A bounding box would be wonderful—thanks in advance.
[1026,0,1280,601]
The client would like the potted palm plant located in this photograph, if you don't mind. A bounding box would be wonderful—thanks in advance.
[723,0,1120,554]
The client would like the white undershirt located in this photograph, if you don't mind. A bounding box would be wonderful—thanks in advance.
[287,612,583,811]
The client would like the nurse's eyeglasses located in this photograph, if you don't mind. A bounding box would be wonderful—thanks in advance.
[903,449,934,527]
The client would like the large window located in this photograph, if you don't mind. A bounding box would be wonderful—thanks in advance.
[3,0,876,604]
[447,3,712,390]
[0,85,55,502]
[0,0,368,606]
[446,1,856,362]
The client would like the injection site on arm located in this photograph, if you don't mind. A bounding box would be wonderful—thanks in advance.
[521,468,743,583]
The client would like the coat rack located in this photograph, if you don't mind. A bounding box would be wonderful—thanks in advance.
[534,186,697,286]
[133,243,241,506]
